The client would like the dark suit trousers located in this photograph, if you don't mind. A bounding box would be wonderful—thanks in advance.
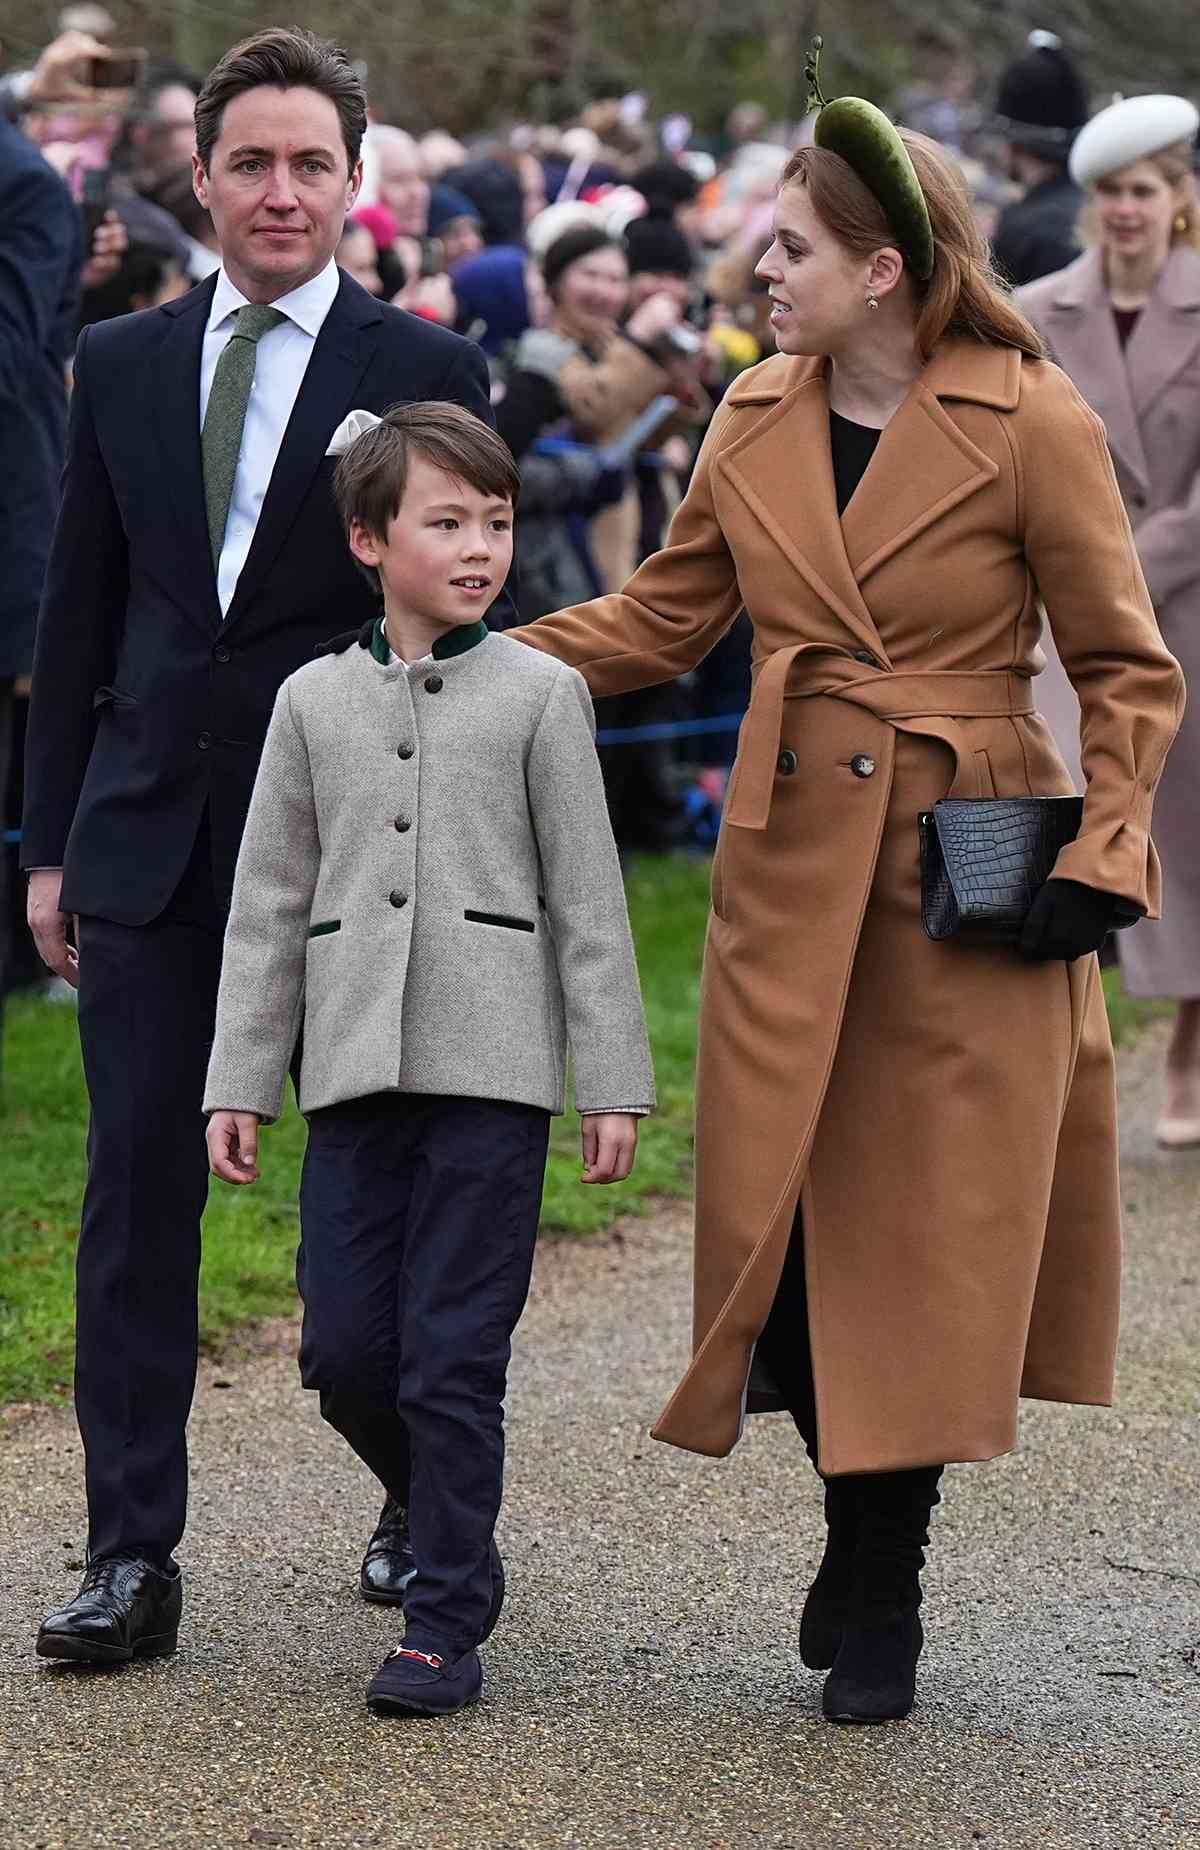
[74,815,222,1565]
[297,1092,550,1655]
[0,679,12,1036]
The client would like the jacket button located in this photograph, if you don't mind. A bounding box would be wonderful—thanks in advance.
[852,650,878,667]
[197,731,212,750]
[424,675,444,694]
[389,889,407,908]
[777,749,797,776]
[213,645,231,664]
[397,743,414,760]
[394,814,411,833]
[850,753,876,778]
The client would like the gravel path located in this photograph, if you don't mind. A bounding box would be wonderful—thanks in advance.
[1,1029,1197,1850]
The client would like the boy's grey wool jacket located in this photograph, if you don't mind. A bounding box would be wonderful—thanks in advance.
[203,624,655,1122]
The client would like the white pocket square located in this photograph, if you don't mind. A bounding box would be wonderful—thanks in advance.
[326,409,383,456]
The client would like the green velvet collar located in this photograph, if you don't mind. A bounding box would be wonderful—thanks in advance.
[370,617,489,665]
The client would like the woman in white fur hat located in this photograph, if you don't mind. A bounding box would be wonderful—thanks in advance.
[1019,94,1200,1147]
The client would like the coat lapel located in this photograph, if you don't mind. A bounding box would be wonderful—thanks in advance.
[223,275,384,630]
[1124,244,1200,422]
[840,343,1010,585]
[1038,250,1150,494]
[716,342,1011,657]
[717,366,888,662]
[155,274,222,634]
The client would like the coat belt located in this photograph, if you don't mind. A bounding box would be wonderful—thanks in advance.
[726,645,1037,830]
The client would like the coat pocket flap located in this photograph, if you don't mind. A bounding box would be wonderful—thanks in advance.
[464,909,536,932]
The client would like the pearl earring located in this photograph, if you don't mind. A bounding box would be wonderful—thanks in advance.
[1174,212,1189,233]
[866,293,879,310]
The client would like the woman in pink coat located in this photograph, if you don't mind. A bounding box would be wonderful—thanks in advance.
[1019,94,1200,1147]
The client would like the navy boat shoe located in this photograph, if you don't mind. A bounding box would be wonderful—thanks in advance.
[366,1640,483,1717]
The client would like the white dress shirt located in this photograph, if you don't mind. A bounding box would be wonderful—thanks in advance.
[199,259,341,617]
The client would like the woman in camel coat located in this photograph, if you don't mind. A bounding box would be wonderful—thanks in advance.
[1017,94,1200,1147]
[513,128,1183,1721]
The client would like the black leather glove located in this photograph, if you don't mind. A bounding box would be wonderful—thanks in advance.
[1019,878,1128,963]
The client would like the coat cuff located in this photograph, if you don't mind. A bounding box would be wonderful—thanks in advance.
[202,1071,287,1126]
[1050,820,1161,920]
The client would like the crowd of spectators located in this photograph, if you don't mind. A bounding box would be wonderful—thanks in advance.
[0,14,1185,1005]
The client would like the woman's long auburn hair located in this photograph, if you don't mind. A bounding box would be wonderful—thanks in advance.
[780,129,1045,361]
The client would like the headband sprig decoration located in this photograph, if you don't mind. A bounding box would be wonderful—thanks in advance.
[804,37,935,283]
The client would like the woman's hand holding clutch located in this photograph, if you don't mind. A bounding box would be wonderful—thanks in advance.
[1019,879,1133,962]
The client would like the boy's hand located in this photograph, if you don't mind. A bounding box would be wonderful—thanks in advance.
[581,1112,639,1184]
[206,1111,262,1185]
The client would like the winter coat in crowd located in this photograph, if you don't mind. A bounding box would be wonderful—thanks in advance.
[1019,244,1200,998]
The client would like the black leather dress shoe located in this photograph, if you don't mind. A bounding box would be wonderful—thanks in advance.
[36,1555,182,1664]
[360,1498,417,1606]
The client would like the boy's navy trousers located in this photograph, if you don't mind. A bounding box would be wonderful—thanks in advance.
[297,1090,550,1655]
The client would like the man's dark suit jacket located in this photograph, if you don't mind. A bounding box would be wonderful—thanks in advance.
[992,174,1082,289]
[0,116,82,680]
[22,269,494,921]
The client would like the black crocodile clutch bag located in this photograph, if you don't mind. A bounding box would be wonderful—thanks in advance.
[919,796,1084,943]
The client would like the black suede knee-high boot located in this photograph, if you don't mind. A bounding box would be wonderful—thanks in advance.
[799,1475,862,1669]
[822,1465,943,1723]
[756,1203,865,1670]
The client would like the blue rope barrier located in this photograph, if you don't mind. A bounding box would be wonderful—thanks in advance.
[594,712,743,745]
[1,714,747,846]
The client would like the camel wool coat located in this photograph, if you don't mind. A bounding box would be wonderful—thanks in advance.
[1018,246,1200,997]
[510,337,1184,1476]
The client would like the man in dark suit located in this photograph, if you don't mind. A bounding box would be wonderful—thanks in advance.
[0,112,81,1049]
[23,26,495,1662]
[991,32,1089,289]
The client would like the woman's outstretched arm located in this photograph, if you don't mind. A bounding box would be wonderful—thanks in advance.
[508,400,744,698]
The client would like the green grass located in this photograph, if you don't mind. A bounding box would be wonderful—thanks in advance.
[1102,963,1172,1048]
[0,865,1170,1408]
[0,856,712,1406]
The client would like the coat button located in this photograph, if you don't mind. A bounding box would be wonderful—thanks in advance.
[424,675,444,694]
[850,753,876,778]
[197,731,212,750]
[397,743,414,760]
[777,749,797,776]
[389,889,407,908]
[852,650,878,667]
[394,814,411,833]
[213,645,231,664]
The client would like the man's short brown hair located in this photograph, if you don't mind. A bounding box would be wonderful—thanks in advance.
[194,27,366,176]
[333,401,521,592]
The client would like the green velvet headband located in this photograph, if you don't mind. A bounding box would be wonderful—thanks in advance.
[804,39,935,284]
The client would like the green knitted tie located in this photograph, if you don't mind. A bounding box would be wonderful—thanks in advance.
[201,303,288,568]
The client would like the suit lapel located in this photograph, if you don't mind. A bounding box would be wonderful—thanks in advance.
[1124,244,1200,423]
[1039,251,1149,494]
[223,275,383,629]
[154,274,222,634]
[717,370,888,661]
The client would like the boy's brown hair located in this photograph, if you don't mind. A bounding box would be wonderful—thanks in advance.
[333,401,521,594]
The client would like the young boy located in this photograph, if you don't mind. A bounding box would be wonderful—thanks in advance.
[203,402,654,1718]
